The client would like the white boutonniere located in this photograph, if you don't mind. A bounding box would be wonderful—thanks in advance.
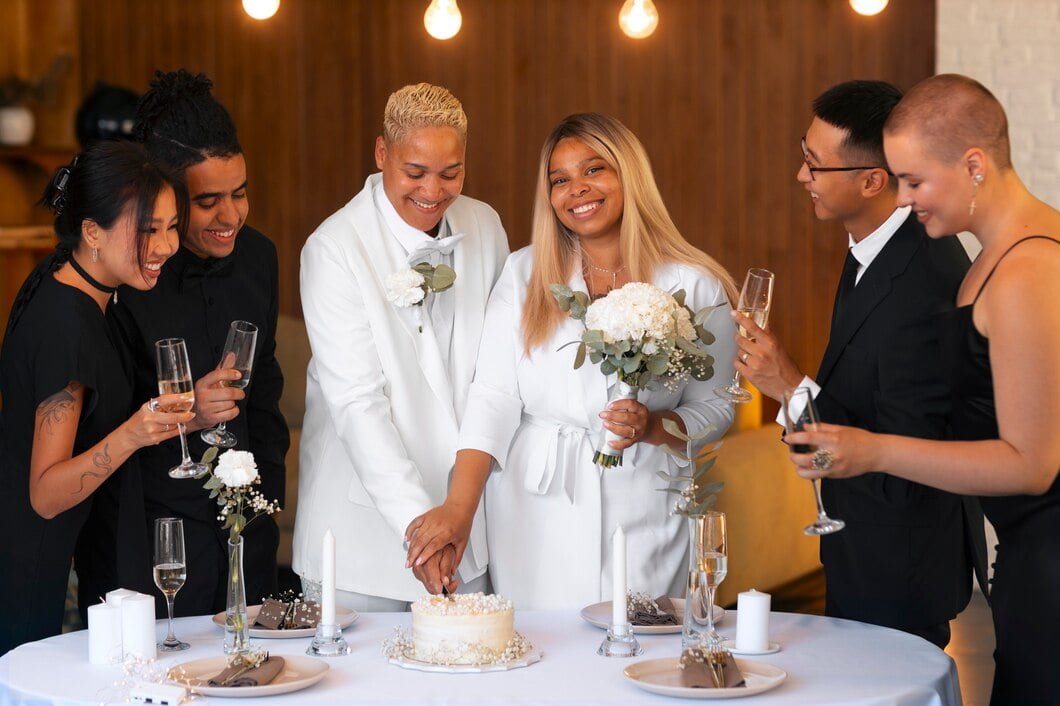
[385,262,457,332]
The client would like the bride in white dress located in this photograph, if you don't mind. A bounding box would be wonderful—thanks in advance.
[405,113,738,609]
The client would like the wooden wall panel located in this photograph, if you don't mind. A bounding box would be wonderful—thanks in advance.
[67,0,936,419]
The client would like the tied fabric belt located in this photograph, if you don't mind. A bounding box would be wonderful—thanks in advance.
[521,414,590,504]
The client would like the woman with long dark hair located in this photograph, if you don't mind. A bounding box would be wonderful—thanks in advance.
[0,141,193,654]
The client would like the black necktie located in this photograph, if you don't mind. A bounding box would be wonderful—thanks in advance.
[831,249,860,325]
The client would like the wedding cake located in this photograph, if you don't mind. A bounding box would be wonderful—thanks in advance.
[410,593,515,665]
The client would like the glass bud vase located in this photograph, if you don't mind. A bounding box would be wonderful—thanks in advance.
[224,536,251,655]
[682,512,728,649]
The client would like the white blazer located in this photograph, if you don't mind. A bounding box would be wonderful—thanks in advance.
[458,247,736,609]
[293,174,509,601]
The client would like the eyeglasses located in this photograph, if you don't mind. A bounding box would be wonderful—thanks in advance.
[800,138,890,181]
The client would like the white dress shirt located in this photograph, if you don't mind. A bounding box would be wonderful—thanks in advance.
[777,206,911,426]
[374,183,458,383]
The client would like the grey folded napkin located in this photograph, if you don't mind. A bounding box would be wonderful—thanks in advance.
[629,594,679,626]
[208,655,285,687]
[679,647,745,689]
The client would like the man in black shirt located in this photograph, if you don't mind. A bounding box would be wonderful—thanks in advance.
[80,70,288,616]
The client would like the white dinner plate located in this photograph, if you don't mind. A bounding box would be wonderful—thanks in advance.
[580,597,723,635]
[624,657,786,699]
[387,650,543,674]
[211,605,358,639]
[167,654,330,698]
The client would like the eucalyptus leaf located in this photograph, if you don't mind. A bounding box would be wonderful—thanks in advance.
[656,487,686,495]
[646,356,670,376]
[569,299,586,319]
[222,513,236,530]
[432,264,456,291]
[600,359,618,375]
[662,417,691,441]
[589,351,604,364]
[700,481,725,494]
[672,289,687,307]
[573,291,590,310]
[691,365,715,381]
[201,446,219,465]
[661,444,690,463]
[549,283,573,300]
[412,262,434,275]
[694,324,716,345]
[584,329,604,344]
[677,336,709,357]
[622,353,643,374]
[574,342,587,369]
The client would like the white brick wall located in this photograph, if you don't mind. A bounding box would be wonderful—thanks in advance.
[938,0,1060,205]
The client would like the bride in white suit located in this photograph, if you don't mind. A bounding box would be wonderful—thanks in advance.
[294,84,509,611]
[405,113,738,609]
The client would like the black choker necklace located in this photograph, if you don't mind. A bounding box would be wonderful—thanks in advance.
[68,256,119,304]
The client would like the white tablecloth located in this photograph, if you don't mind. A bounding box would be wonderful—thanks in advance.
[0,611,960,705]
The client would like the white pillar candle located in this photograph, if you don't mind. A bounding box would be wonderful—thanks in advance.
[322,528,336,627]
[120,593,157,660]
[612,525,627,629]
[87,602,123,665]
[105,588,137,607]
[735,588,771,651]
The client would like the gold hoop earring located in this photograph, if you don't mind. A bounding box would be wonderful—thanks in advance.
[969,173,984,216]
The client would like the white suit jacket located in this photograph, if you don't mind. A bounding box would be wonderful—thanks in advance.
[293,173,509,600]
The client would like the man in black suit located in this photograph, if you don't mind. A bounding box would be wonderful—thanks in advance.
[734,80,985,648]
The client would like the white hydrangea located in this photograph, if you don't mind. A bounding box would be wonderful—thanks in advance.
[385,269,426,307]
[584,282,689,343]
[214,449,259,488]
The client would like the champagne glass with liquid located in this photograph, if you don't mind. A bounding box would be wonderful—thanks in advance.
[154,338,208,479]
[783,387,845,535]
[683,511,727,647]
[200,320,258,449]
[154,517,190,652]
[716,268,775,403]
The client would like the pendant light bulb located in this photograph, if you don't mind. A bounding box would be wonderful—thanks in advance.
[849,0,889,16]
[619,0,659,39]
[424,0,462,40]
[242,0,280,21]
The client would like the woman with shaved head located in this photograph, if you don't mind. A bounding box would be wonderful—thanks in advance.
[788,74,1059,704]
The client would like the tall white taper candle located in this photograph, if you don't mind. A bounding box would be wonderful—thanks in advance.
[322,528,336,627]
[612,525,627,629]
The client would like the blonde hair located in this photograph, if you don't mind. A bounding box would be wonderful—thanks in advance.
[885,74,1011,169]
[522,113,738,352]
[383,83,468,144]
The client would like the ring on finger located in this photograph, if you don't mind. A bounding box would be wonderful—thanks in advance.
[741,351,750,363]
[811,448,835,471]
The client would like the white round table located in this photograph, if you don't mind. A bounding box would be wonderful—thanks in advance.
[0,610,960,705]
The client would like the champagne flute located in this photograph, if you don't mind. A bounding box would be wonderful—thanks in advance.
[154,338,208,479]
[154,517,190,652]
[716,268,775,403]
[200,320,259,449]
[686,511,727,647]
[783,387,846,535]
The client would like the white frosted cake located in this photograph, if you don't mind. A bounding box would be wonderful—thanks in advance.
[410,593,515,665]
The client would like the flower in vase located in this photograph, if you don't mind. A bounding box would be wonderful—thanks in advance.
[201,448,280,541]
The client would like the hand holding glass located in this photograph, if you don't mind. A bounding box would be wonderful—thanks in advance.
[783,387,845,535]
[154,517,190,652]
[154,338,208,478]
[716,268,775,403]
[201,320,258,449]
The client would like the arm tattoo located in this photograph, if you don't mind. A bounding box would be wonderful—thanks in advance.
[73,443,112,495]
[37,382,83,436]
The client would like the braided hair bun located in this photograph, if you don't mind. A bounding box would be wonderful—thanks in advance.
[135,69,241,171]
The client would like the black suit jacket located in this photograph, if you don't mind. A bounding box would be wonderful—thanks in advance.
[815,213,986,631]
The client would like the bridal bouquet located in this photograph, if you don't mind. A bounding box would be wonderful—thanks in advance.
[551,281,721,468]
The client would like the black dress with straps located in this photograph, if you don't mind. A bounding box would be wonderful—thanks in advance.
[941,235,1060,705]
[0,275,134,656]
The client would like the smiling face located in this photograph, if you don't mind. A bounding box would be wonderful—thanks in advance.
[96,185,180,289]
[183,154,248,259]
[797,117,874,225]
[885,129,971,237]
[375,126,465,235]
[547,137,624,244]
